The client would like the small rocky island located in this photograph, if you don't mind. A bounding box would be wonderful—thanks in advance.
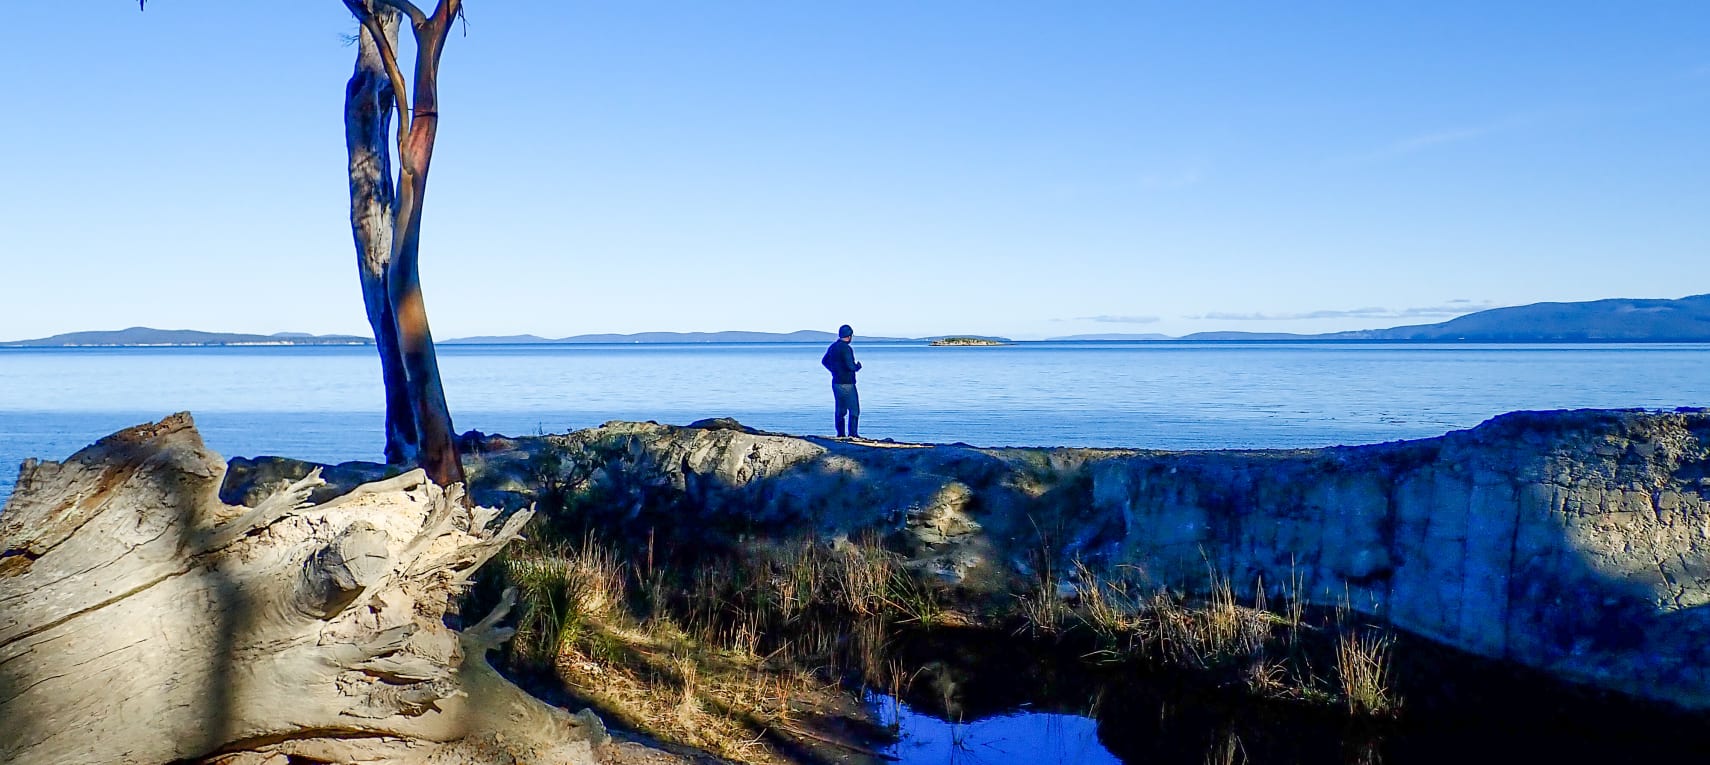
[929,336,1007,346]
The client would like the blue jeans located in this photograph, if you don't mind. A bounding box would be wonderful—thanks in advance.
[833,383,860,437]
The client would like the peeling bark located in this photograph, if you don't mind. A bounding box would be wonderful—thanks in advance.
[0,414,608,765]
[342,0,465,485]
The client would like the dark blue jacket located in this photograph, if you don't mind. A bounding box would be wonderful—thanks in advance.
[821,340,860,384]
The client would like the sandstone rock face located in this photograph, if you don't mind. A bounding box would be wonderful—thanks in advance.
[223,410,1710,709]
[454,410,1710,708]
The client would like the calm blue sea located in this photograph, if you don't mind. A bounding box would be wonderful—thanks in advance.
[4,342,1708,501]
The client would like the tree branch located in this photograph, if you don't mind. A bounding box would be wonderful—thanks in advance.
[405,0,462,64]
[370,0,429,27]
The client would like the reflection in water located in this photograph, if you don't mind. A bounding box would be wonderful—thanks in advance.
[871,693,1121,765]
[871,627,1710,765]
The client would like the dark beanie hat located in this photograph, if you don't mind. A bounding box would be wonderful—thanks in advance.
[838,324,854,338]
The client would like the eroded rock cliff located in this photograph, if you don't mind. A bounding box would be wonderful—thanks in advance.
[224,409,1710,709]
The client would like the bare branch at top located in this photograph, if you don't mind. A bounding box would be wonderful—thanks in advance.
[370,0,429,27]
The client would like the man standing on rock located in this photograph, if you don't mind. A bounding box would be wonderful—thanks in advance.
[821,324,862,438]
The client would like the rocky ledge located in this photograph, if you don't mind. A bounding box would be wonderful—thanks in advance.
[223,409,1710,710]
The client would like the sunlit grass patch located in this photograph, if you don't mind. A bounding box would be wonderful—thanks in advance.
[1335,627,1399,717]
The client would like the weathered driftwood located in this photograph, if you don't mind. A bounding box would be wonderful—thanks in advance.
[0,413,607,764]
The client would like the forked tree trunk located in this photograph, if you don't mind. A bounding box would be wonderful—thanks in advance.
[344,0,465,486]
[346,7,418,465]
[0,414,608,764]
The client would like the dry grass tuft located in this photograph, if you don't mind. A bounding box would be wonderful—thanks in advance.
[1147,572,1270,669]
[1014,575,1067,637]
[1067,560,1144,651]
[1204,728,1247,765]
[497,528,1404,763]
[1335,627,1398,717]
[496,534,951,764]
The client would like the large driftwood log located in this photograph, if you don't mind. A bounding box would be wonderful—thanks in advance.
[0,414,608,764]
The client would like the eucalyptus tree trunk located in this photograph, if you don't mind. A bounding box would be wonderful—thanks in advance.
[345,8,417,465]
[142,0,459,480]
[342,0,466,486]
[388,0,463,487]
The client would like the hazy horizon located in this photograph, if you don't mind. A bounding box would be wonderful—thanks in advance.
[10,289,1710,342]
[7,288,1710,344]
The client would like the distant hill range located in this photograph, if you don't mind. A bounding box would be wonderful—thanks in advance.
[444,332,1016,344]
[1178,294,1710,342]
[1,328,929,347]
[443,330,916,344]
[9,295,1709,346]
[1323,294,1710,342]
[1045,333,1175,341]
[0,327,372,347]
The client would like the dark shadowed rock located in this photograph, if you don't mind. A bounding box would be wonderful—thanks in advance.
[686,417,764,434]
[219,408,1710,709]
[221,455,396,507]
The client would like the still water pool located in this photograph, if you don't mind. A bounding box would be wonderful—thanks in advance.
[873,693,1121,765]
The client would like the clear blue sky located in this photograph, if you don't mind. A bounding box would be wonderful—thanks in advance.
[2,2,1705,340]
